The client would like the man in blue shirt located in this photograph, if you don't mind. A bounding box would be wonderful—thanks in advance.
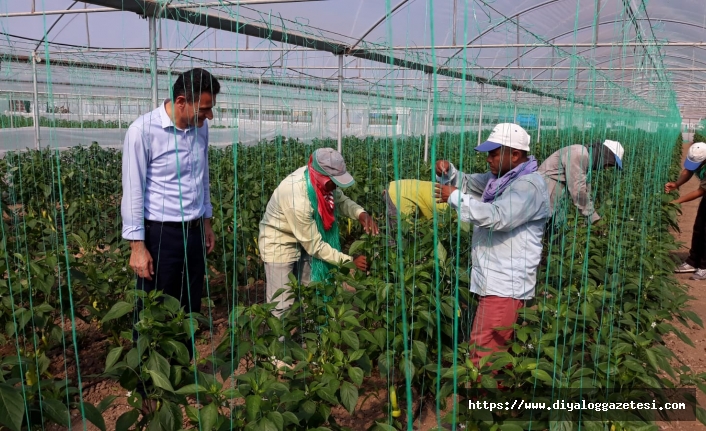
[121,68,219,374]
[435,123,550,367]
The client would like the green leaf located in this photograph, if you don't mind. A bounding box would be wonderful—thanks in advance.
[43,398,71,427]
[148,370,174,392]
[175,384,210,395]
[246,395,261,422]
[115,410,140,431]
[259,417,278,431]
[200,403,219,431]
[349,349,365,362]
[97,395,117,413]
[164,340,190,366]
[436,242,448,262]
[105,346,123,372]
[163,295,181,314]
[531,369,554,384]
[349,240,366,255]
[267,412,284,431]
[500,425,525,431]
[101,301,134,323]
[185,405,200,422]
[696,407,706,427]
[372,423,397,431]
[301,400,316,420]
[0,384,24,431]
[348,366,364,386]
[266,317,284,337]
[82,402,107,431]
[282,411,299,426]
[316,387,339,405]
[341,330,360,350]
[412,340,428,363]
[340,381,358,414]
[147,351,171,379]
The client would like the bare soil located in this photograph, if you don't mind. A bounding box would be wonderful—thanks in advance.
[658,142,706,431]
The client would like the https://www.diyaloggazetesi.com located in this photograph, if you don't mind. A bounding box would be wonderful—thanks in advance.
[468,399,689,416]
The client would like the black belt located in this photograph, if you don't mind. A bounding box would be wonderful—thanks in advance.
[145,218,202,229]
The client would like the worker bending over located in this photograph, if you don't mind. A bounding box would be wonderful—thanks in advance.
[538,140,624,225]
[258,148,379,318]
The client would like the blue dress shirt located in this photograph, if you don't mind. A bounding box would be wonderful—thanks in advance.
[121,100,213,241]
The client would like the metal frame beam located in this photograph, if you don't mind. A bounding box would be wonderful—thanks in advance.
[0,8,115,17]
[76,0,637,113]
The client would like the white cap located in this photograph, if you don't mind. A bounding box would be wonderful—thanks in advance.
[476,123,531,152]
[602,140,624,169]
[685,142,706,171]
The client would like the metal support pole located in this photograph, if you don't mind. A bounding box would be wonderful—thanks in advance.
[337,54,343,153]
[477,83,484,146]
[118,98,122,141]
[516,16,520,68]
[9,93,14,129]
[79,95,83,128]
[149,15,158,109]
[537,96,543,144]
[424,73,432,163]
[320,82,325,139]
[31,51,40,149]
[452,0,458,46]
[258,76,262,143]
[84,3,91,47]
[593,0,600,46]
[556,100,561,138]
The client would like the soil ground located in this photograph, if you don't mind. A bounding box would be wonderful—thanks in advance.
[658,142,706,431]
[12,141,706,430]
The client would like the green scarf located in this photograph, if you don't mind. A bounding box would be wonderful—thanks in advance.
[304,168,341,284]
[696,164,706,181]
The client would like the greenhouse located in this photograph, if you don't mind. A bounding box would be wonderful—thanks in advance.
[1,0,706,430]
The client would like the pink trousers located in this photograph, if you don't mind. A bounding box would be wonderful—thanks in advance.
[469,295,524,367]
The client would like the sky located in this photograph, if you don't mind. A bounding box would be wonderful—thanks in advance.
[1,0,704,117]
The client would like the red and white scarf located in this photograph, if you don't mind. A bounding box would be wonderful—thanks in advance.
[307,155,336,230]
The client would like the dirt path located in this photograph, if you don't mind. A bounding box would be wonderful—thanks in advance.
[660,142,706,430]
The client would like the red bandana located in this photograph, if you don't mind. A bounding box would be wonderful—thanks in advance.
[308,155,336,230]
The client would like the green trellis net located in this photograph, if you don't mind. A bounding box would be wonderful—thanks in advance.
[0,1,701,431]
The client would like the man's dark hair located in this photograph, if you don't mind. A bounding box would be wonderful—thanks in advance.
[172,68,221,103]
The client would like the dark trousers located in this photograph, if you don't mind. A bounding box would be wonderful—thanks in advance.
[687,198,706,269]
[134,219,206,395]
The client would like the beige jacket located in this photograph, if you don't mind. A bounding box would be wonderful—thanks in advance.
[258,166,366,264]
[537,145,600,223]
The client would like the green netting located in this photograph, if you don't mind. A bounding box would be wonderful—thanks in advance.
[0,1,703,431]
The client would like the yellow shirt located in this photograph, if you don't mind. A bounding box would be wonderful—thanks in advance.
[387,180,449,219]
[258,166,366,264]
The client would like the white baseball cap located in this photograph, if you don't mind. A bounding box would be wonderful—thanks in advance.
[602,140,625,169]
[476,123,531,152]
[685,142,706,171]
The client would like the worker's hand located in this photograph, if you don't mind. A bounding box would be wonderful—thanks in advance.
[665,182,679,193]
[129,241,154,281]
[358,212,379,235]
[434,183,457,204]
[436,160,451,177]
[353,255,368,272]
[204,219,216,254]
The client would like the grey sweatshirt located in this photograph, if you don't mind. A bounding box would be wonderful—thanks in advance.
[537,145,600,224]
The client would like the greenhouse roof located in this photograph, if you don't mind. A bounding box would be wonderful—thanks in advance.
[1,0,705,119]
